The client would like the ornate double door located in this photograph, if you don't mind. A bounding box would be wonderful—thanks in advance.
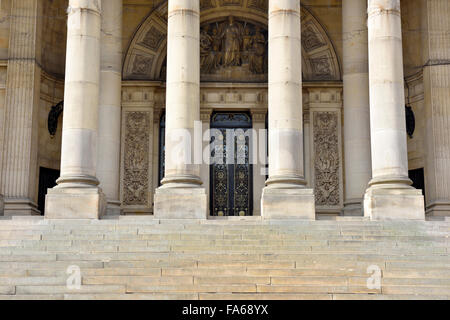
[210,112,253,216]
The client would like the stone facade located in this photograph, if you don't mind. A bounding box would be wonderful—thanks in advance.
[0,0,447,220]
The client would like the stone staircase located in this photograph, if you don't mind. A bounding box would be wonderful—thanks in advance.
[0,216,449,300]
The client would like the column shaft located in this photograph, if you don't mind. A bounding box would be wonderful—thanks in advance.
[162,0,201,186]
[422,0,450,216]
[267,0,305,186]
[262,0,315,220]
[154,0,207,219]
[98,0,123,215]
[1,0,42,216]
[368,0,409,185]
[342,0,372,215]
[45,0,106,219]
[364,0,424,220]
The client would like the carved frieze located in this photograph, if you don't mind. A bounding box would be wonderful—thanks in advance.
[123,112,151,206]
[313,111,340,207]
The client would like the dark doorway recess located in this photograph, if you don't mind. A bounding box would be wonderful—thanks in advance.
[409,168,426,202]
[37,167,60,215]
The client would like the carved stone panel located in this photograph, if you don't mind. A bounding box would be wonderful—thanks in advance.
[313,111,341,208]
[123,112,151,208]
[200,17,267,82]
[139,26,165,51]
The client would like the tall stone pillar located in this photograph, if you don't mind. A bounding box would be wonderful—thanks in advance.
[1,0,43,216]
[154,0,207,219]
[342,0,372,215]
[97,0,123,215]
[262,0,315,220]
[422,0,450,217]
[364,0,424,220]
[45,0,106,219]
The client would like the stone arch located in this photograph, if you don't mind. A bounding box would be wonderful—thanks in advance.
[123,0,341,82]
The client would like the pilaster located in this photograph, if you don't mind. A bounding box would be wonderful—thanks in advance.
[1,0,43,216]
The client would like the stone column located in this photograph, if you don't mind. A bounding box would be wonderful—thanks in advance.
[342,0,372,216]
[262,0,315,220]
[1,0,43,216]
[154,0,207,219]
[422,0,450,217]
[364,0,424,220]
[97,0,123,215]
[45,0,106,219]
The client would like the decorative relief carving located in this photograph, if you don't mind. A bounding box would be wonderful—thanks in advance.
[123,112,150,206]
[201,0,215,10]
[219,0,242,6]
[132,54,154,76]
[302,25,325,52]
[124,2,342,81]
[200,16,267,82]
[313,112,340,207]
[247,0,268,12]
[140,26,164,51]
[311,57,332,80]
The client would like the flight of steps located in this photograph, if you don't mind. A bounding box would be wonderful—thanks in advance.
[0,216,449,300]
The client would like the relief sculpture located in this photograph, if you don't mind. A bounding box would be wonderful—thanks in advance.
[314,112,341,207]
[123,112,150,206]
[200,16,268,82]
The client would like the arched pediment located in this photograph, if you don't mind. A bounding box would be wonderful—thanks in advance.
[123,0,341,82]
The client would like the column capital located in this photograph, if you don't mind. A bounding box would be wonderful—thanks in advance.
[200,108,213,122]
[250,109,267,123]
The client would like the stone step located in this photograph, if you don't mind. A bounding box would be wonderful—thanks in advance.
[15,285,126,295]
[0,219,447,300]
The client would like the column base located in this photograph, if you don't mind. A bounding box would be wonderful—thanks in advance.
[261,187,316,220]
[364,187,425,221]
[426,201,450,217]
[3,198,40,216]
[342,200,363,216]
[106,200,122,216]
[154,187,207,219]
[45,187,106,219]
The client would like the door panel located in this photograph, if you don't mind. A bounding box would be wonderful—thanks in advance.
[210,113,253,216]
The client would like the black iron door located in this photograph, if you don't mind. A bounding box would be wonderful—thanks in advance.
[210,113,253,216]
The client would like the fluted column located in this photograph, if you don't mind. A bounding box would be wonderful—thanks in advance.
[262,0,315,220]
[364,0,424,220]
[1,0,43,216]
[342,0,372,215]
[154,0,207,219]
[97,0,123,215]
[422,0,450,217]
[45,0,106,219]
